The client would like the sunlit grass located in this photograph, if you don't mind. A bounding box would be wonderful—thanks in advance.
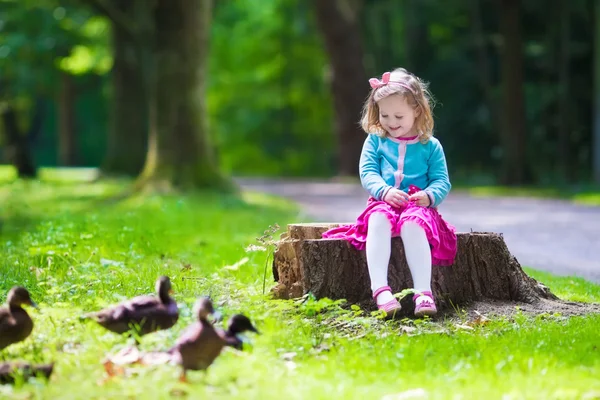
[0,177,599,399]
[462,185,600,206]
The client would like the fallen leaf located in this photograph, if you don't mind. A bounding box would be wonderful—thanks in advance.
[467,310,490,327]
[399,325,417,334]
[180,263,192,272]
[169,388,188,397]
[454,324,474,331]
[281,352,297,361]
[223,257,249,271]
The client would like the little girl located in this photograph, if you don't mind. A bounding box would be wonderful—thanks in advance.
[322,67,457,318]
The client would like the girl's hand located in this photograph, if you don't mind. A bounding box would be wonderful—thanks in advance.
[383,188,409,208]
[408,191,431,207]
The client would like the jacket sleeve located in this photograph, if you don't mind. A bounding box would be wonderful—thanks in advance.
[424,139,451,207]
[359,135,392,200]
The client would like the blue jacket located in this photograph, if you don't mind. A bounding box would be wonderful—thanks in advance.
[359,134,451,207]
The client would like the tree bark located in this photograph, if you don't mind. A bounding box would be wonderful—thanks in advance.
[593,0,600,184]
[1,106,36,178]
[557,0,571,182]
[272,223,558,316]
[498,0,530,184]
[313,0,369,178]
[136,0,232,191]
[102,0,147,176]
[57,72,78,166]
[470,0,499,144]
[403,0,429,74]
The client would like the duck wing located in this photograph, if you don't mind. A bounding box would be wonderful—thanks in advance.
[97,294,179,335]
[0,307,15,331]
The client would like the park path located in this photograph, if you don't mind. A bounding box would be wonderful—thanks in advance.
[236,177,600,283]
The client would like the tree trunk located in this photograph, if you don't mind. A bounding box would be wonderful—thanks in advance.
[498,0,530,184]
[57,72,78,166]
[1,106,36,178]
[136,0,232,191]
[102,0,148,176]
[403,0,429,74]
[271,223,559,317]
[557,0,571,182]
[593,0,600,184]
[313,0,369,178]
[470,0,499,145]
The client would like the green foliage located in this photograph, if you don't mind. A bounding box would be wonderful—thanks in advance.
[1,179,600,398]
[1,0,598,184]
[56,15,112,75]
[0,0,111,167]
[0,0,109,96]
[208,0,334,177]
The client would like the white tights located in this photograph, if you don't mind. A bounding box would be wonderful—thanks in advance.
[366,212,432,306]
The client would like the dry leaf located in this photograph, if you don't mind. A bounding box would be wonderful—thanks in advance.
[280,352,297,361]
[454,324,474,331]
[399,325,417,334]
[223,257,249,271]
[467,312,490,327]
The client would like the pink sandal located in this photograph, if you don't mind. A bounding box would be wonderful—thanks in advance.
[373,286,401,318]
[413,291,437,317]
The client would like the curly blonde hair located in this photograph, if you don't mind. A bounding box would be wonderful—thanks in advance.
[360,68,435,143]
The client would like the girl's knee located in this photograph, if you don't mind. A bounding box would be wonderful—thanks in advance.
[368,212,392,230]
[401,221,425,236]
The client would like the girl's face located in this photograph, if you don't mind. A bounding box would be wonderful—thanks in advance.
[377,94,418,138]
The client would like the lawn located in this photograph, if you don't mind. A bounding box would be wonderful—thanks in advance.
[456,185,600,206]
[0,177,599,400]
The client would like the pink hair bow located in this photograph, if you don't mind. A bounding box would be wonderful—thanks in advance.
[369,72,391,89]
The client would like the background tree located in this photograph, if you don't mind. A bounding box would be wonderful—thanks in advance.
[498,0,530,184]
[88,0,231,191]
[313,0,369,177]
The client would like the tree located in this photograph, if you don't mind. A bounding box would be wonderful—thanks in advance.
[498,0,530,184]
[1,105,38,178]
[88,0,232,191]
[101,0,147,176]
[313,0,369,178]
[594,0,600,184]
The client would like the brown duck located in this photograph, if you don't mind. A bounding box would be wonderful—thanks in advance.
[168,297,226,382]
[218,314,259,351]
[102,311,258,379]
[86,276,178,340]
[0,286,37,351]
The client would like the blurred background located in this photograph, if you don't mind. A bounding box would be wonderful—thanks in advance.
[0,0,599,189]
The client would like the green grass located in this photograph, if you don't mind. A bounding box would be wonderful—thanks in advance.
[458,185,600,206]
[0,178,599,400]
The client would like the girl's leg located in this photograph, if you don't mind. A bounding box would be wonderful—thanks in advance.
[366,212,396,306]
[400,221,436,316]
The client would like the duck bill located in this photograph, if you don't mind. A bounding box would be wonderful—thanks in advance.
[28,300,39,309]
[250,325,260,334]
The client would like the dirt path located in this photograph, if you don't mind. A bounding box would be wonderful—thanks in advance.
[237,177,600,284]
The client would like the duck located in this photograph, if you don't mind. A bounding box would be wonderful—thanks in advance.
[86,276,178,340]
[167,297,225,382]
[101,302,260,381]
[0,286,37,351]
[0,361,54,384]
[218,314,259,350]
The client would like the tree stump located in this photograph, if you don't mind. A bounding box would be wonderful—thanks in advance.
[271,223,559,315]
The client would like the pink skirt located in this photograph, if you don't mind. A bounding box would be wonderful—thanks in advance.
[322,197,457,266]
